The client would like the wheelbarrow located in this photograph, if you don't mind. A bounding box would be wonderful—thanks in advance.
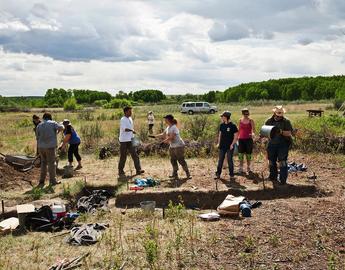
[0,153,40,172]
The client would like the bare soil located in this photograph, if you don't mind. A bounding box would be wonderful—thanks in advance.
[0,159,39,191]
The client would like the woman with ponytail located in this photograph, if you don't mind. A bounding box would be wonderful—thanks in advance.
[152,114,191,179]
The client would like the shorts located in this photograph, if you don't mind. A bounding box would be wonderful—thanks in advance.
[238,138,253,154]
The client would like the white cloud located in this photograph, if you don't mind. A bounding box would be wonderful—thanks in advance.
[0,0,345,96]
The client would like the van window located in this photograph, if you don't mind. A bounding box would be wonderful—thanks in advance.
[186,103,195,107]
[182,103,186,107]
[196,103,203,107]
[204,103,210,107]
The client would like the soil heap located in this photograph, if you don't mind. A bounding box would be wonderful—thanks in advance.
[0,158,39,191]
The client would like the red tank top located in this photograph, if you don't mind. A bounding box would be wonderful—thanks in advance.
[239,120,252,139]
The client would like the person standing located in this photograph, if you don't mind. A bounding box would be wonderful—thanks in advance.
[118,106,144,177]
[32,115,41,156]
[147,111,155,134]
[153,114,191,179]
[238,108,255,174]
[215,111,238,181]
[36,113,64,186]
[59,119,82,170]
[265,105,293,185]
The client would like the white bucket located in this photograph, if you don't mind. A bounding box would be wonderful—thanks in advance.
[51,204,67,221]
[140,201,156,213]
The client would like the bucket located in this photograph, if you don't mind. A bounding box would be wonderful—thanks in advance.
[140,201,156,213]
[131,136,141,148]
[260,125,279,139]
[63,165,74,178]
[51,204,66,221]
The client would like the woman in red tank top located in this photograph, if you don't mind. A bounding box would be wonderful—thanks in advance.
[238,108,255,174]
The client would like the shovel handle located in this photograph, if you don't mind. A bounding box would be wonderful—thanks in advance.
[0,153,5,157]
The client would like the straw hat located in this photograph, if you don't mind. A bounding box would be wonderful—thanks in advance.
[272,105,286,115]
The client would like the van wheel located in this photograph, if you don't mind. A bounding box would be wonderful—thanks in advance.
[209,109,215,114]
[188,110,194,115]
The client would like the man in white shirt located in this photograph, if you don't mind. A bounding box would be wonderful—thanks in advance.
[118,106,144,177]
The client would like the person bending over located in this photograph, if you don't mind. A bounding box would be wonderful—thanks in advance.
[59,119,82,170]
[153,114,191,180]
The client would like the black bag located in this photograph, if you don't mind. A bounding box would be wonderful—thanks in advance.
[25,205,63,232]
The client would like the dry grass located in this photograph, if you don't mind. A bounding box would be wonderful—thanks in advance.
[0,103,344,270]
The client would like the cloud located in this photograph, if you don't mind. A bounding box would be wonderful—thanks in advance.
[0,0,345,95]
[208,21,250,41]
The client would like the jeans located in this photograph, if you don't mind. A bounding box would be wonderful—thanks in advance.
[68,143,81,163]
[118,141,141,174]
[39,147,57,184]
[216,148,234,176]
[267,142,289,184]
[169,146,189,174]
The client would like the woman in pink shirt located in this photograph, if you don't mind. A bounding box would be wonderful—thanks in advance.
[238,108,255,174]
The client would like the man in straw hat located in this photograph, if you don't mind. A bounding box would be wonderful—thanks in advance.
[264,105,293,185]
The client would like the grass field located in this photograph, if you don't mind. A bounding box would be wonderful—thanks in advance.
[0,102,344,270]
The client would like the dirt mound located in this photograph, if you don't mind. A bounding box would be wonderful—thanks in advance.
[0,158,39,191]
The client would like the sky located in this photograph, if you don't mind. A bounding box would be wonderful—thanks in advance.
[1,0,345,96]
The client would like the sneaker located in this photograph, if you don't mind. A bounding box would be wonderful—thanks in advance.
[136,170,145,175]
[214,174,220,180]
[169,173,178,179]
[118,172,126,178]
[49,180,61,186]
[75,164,83,170]
[36,182,45,188]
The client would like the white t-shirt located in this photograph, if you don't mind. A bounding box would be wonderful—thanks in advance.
[165,125,185,148]
[119,116,134,142]
[147,115,154,125]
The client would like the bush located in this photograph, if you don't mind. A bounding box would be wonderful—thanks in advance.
[94,99,108,107]
[182,115,218,141]
[334,99,344,110]
[63,97,78,111]
[78,110,94,121]
[80,122,104,150]
[103,99,132,109]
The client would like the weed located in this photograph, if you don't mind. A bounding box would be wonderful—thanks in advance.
[327,253,337,270]
[143,223,159,269]
[30,186,44,200]
[61,180,85,199]
[244,235,256,253]
[269,234,280,248]
[165,200,186,220]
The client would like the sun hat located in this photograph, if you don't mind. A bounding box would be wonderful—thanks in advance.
[272,105,286,115]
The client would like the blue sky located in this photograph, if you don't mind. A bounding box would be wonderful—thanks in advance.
[1,0,345,96]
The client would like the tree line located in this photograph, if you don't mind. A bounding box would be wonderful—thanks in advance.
[1,75,344,110]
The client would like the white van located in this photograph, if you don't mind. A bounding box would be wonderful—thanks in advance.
[180,102,218,115]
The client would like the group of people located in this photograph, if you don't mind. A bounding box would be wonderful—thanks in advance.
[31,104,293,187]
[119,105,293,185]
[32,113,82,186]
